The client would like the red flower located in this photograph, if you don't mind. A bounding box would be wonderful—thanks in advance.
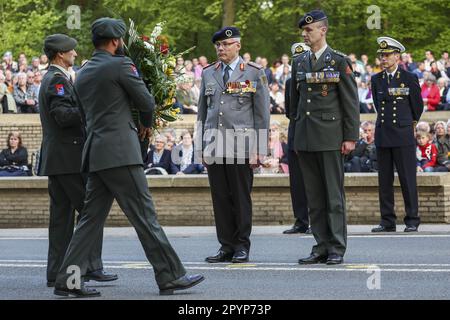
[160,44,169,55]
[141,35,150,41]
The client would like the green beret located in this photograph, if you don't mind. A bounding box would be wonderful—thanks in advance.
[44,34,77,54]
[91,17,127,39]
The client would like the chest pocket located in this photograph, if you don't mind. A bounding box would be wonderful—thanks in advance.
[232,92,252,108]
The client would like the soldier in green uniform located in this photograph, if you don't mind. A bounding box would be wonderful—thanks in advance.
[290,10,360,265]
[38,34,118,287]
[53,18,204,298]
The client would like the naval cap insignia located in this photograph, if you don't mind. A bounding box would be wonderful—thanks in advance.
[225,30,233,37]
[305,15,313,24]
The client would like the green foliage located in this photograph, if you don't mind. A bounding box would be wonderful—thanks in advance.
[0,0,448,65]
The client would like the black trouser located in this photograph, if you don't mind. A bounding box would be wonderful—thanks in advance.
[207,160,254,253]
[55,165,185,288]
[377,146,420,228]
[298,151,347,257]
[47,174,103,282]
[287,149,309,228]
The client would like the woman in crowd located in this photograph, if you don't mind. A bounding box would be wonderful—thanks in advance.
[0,131,29,177]
[144,134,179,175]
[0,73,17,113]
[433,121,450,172]
[174,130,204,174]
[269,82,285,114]
[421,75,441,111]
[260,121,288,174]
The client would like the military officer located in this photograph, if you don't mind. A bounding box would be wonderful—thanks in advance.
[197,26,270,263]
[283,43,311,235]
[39,34,117,287]
[53,18,203,298]
[371,37,423,233]
[290,10,359,265]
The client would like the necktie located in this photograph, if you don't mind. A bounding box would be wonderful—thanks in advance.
[311,53,317,66]
[388,74,393,83]
[223,65,231,84]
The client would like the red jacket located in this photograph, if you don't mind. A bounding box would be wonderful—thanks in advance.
[416,143,437,168]
[421,83,441,111]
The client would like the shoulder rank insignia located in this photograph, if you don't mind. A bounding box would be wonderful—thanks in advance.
[324,53,331,63]
[240,63,245,71]
[333,49,347,57]
[247,61,262,70]
[203,62,217,70]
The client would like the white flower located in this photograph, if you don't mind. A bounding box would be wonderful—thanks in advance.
[144,41,154,52]
[151,22,164,39]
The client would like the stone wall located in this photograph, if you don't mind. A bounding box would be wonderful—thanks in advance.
[0,173,449,228]
[1,112,450,164]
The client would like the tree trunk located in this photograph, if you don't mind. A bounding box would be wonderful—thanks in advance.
[222,0,235,27]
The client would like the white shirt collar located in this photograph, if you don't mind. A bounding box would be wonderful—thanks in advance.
[386,66,398,78]
[222,56,240,71]
[312,44,328,61]
[50,64,72,81]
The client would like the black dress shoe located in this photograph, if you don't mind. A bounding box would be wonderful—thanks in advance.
[54,284,101,298]
[205,250,234,263]
[404,226,418,232]
[232,250,249,263]
[298,253,327,264]
[47,281,55,288]
[85,269,118,282]
[326,254,344,265]
[371,225,396,232]
[283,225,309,234]
[159,274,205,295]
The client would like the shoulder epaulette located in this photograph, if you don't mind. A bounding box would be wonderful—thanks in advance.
[333,49,347,57]
[247,61,262,70]
[203,62,218,70]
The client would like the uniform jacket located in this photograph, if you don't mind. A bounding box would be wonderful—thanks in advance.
[74,50,155,172]
[197,56,270,159]
[371,68,423,148]
[38,65,84,175]
[289,46,359,152]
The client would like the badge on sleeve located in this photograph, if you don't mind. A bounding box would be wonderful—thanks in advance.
[131,65,140,77]
[55,84,64,96]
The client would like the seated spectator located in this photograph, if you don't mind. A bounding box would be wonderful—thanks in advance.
[437,78,449,110]
[416,130,437,172]
[13,72,38,113]
[173,130,204,174]
[416,121,431,134]
[39,54,49,70]
[0,131,29,177]
[184,60,195,79]
[358,80,375,113]
[2,51,18,73]
[259,121,288,174]
[162,128,177,150]
[0,73,17,113]
[433,121,450,172]
[344,121,377,172]
[430,62,442,80]
[175,76,198,114]
[261,57,274,85]
[373,57,382,73]
[421,75,440,111]
[269,82,285,114]
[413,62,425,81]
[31,57,40,73]
[278,65,291,91]
[190,78,201,104]
[144,134,179,175]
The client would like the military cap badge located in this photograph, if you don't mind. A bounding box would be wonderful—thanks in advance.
[225,30,233,37]
[380,41,388,49]
[305,15,313,24]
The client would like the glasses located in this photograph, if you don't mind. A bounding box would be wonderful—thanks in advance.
[215,41,239,49]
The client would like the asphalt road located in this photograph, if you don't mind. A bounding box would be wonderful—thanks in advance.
[1,225,450,300]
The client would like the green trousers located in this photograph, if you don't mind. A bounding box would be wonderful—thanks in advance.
[297,150,347,256]
[55,165,186,288]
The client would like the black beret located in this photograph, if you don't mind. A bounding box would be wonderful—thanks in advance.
[211,26,241,43]
[91,17,127,39]
[298,10,327,28]
[44,34,77,54]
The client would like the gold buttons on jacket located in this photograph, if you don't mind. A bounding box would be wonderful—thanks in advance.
[381,120,385,123]
[393,120,396,124]
[393,101,397,105]
[381,113,384,116]
[308,88,312,92]
[219,112,223,116]
[393,107,397,111]
[219,123,223,127]
[221,101,224,104]
[306,112,311,115]
[382,101,385,105]
[307,99,311,103]
[393,114,396,117]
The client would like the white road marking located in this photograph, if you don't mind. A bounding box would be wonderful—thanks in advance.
[1,260,450,273]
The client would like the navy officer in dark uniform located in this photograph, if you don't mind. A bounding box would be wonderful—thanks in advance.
[370,37,423,233]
